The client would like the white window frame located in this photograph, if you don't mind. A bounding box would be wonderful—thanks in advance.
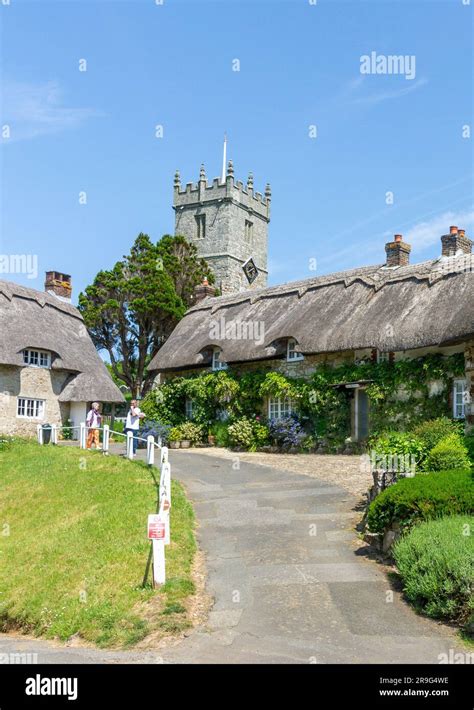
[212,348,228,371]
[17,397,45,419]
[268,396,295,421]
[287,338,304,362]
[185,398,194,420]
[22,349,51,369]
[453,379,468,419]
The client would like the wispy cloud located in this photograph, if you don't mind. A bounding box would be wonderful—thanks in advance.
[1,80,102,141]
[349,77,428,106]
[404,209,474,251]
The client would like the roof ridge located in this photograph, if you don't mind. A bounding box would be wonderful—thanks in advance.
[188,257,459,313]
[0,279,83,321]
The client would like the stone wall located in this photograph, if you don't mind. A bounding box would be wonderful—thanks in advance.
[0,365,71,437]
[465,339,474,432]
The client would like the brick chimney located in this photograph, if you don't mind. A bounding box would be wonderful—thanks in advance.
[194,277,216,304]
[385,234,411,267]
[45,271,72,302]
[441,226,472,257]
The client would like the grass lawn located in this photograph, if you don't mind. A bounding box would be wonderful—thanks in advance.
[0,440,197,647]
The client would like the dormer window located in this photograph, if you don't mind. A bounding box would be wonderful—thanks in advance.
[287,338,304,362]
[23,349,51,368]
[212,348,227,371]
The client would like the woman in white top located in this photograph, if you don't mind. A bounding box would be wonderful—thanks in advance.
[124,399,145,456]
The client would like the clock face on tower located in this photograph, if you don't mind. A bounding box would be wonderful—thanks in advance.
[242,257,259,284]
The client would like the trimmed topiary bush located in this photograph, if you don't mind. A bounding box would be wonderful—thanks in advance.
[367,469,474,534]
[426,434,471,472]
[393,515,474,627]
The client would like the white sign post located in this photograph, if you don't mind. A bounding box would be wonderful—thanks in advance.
[37,424,43,445]
[102,424,110,455]
[160,462,171,545]
[79,422,86,449]
[147,514,166,586]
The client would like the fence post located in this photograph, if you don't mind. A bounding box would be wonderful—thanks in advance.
[103,424,110,455]
[126,430,134,460]
[51,424,58,445]
[37,424,43,445]
[80,423,86,449]
[147,435,155,466]
[161,446,168,465]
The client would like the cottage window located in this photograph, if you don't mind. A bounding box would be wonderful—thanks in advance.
[268,396,295,420]
[185,398,194,420]
[17,397,45,419]
[212,349,228,371]
[287,339,304,361]
[22,349,51,368]
[453,379,468,419]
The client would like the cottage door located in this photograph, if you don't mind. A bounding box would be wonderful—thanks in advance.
[356,389,369,440]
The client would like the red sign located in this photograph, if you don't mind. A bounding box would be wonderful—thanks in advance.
[148,514,165,540]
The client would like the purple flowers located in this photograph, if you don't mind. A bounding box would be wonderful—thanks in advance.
[269,415,305,450]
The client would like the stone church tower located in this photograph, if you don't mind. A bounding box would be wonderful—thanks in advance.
[173,161,271,294]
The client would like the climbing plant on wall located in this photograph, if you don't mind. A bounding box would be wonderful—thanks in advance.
[141,352,465,449]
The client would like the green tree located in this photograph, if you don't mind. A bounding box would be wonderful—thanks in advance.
[78,233,213,397]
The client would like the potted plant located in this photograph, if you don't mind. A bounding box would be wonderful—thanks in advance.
[169,427,182,449]
[179,422,203,448]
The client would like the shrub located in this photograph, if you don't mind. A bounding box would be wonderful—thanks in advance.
[464,434,474,464]
[169,427,182,442]
[413,417,462,451]
[209,422,230,447]
[367,468,474,534]
[227,417,269,451]
[269,415,306,450]
[368,431,427,472]
[139,420,171,445]
[178,422,204,445]
[393,515,474,627]
[426,434,471,472]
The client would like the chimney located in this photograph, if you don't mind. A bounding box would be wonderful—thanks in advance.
[194,277,216,304]
[45,271,72,302]
[385,234,411,267]
[441,226,472,257]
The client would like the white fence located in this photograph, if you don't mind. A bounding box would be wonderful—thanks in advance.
[37,422,171,586]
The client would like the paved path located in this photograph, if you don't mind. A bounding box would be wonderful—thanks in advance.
[0,450,462,664]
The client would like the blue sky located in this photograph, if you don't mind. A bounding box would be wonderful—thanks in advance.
[1,0,473,302]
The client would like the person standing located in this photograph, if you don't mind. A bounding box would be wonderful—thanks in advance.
[86,402,102,449]
[124,399,145,457]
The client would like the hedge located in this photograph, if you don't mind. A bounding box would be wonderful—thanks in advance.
[367,469,474,534]
[393,515,474,627]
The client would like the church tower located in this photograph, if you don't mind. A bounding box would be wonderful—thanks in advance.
[173,160,271,294]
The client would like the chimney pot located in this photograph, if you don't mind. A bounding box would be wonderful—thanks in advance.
[441,226,472,257]
[385,236,411,267]
[194,277,216,304]
[45,271,72,302]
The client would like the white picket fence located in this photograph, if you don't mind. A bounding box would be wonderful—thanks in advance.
[37,422,171,587]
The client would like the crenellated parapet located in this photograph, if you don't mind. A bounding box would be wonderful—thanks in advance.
[173,161,271,221]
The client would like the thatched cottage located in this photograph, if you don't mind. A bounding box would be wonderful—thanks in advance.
[149,227,474,439]
[0,272,124,437]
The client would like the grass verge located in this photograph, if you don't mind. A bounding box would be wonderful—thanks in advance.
[0,441,196,647]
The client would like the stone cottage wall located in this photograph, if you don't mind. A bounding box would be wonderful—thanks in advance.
[0,365,70,437]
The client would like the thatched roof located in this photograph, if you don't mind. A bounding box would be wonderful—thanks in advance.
[0,280,125,403]
[149,255,474,372]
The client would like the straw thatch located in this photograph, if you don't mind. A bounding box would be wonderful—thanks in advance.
[149,255,474,372]
[0,280,124,402]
